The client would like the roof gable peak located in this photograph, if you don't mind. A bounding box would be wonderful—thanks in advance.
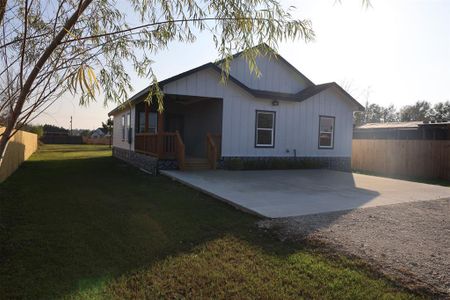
[216,43,314,87]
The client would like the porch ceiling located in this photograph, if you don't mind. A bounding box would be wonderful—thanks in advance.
[165,94,222,106]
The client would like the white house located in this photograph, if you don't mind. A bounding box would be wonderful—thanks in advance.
[108,44,363,172]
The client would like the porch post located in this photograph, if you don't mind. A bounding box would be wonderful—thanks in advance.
[157,112,164,158]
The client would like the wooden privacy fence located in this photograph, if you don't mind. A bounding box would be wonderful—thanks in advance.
[82,136,111,145]
[0,127,38,183]
[352,139,450,181]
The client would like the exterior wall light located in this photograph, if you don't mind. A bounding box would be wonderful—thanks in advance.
[272,100,279,106]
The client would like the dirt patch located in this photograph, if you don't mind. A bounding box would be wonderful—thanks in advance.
[258,198,450,297]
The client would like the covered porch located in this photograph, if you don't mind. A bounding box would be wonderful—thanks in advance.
[134,94,222,170]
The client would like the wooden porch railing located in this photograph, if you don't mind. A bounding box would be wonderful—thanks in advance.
[206,133,221,170]
[135,133,159,156]
[136,132,218,171]
[135,132,185,169]
[135,132,177,158]
[211,134,221,158]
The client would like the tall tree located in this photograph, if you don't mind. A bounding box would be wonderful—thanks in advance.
[399,101,432,122]
[380,104,398,122]
[102,117,113,148]
[431,101,450,121]
[102,118,113,135]
[0,0,316,167]
[353,102,398,126]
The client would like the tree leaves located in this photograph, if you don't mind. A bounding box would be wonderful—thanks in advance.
[1,0,316,133]
[69,64,100,105]
[354,100,450,125]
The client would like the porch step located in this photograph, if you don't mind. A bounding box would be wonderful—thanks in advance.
[184,158,210,171]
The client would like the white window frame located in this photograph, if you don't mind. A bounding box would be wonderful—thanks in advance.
[121,115,125,141]
[318,116,335,149]
[126,113,131,143]
[255,110,275,148]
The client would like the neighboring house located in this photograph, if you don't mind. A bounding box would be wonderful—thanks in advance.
[354,121,450,140]
[90,127,109,139]
[108,44,364,172]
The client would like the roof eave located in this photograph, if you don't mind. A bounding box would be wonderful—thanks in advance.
[108,46,363,115]
[330,82,365,111]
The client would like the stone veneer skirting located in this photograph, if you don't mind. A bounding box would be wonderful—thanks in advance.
[158,159,179,170]
[113,147,159,175]
[113,147,351,173]
[220,156,351,172]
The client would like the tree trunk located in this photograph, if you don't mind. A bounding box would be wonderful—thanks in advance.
[0,0,93,168]
[0,0,7,25]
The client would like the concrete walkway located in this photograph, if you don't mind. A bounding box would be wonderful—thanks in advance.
[160,169,450,218]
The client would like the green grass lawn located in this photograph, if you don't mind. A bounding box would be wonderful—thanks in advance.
[0,145,423,299]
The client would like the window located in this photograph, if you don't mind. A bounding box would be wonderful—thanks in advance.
[138,112,145,133]
[121,115,125,140]
[255,111,275,147]
[319,116,335,149]
[138,112,157,133]
[148,112,157,133]
[126,113,131,143]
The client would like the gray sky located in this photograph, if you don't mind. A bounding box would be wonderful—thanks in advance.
[34,0,450,129]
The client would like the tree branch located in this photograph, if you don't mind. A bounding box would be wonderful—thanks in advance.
[0,0,6,25]
[60,17,273,44]
[0,0,94,160]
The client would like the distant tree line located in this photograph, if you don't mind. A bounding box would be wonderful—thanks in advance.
[19,124,67,137]
[19,118,113,137]
[354,100,450,126]
[20,124,44,137]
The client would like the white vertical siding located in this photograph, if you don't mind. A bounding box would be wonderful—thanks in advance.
[117,62,356,158]
[162,67,355,158]
[227,55,310,93]
[220,88,355,158]
[111,105,135,151]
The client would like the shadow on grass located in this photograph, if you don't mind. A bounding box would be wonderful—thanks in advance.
[0,155,276,298]
[0,150,419,299]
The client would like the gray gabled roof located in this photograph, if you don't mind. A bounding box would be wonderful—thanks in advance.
[108,45,364,116]
[295,82,365,110]
[215,43,315,87]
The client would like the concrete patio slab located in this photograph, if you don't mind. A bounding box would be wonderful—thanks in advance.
[160,169,450,218]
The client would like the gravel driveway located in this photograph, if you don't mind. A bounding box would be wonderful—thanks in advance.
[259,198,450,297]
